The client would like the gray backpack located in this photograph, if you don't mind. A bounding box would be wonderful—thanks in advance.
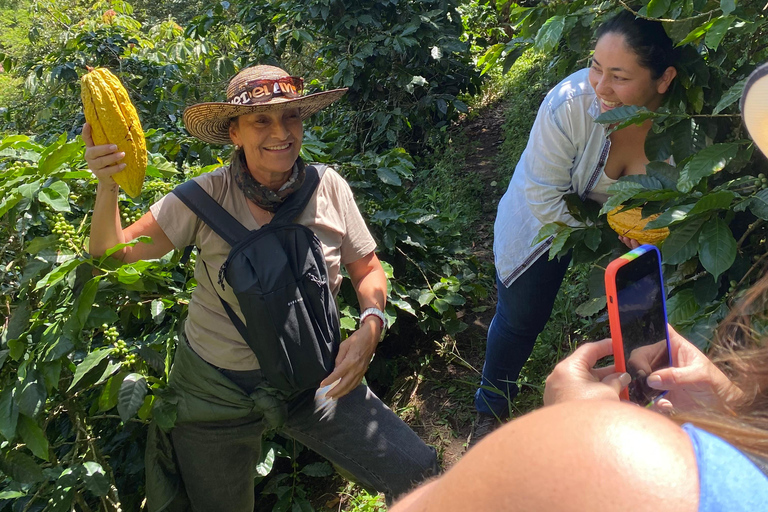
[172,165,340,394]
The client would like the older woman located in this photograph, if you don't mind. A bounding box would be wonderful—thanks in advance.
[471,11,678,445]
[85,65,437,511]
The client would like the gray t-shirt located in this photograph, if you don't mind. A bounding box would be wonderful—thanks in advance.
[150,165,376,370]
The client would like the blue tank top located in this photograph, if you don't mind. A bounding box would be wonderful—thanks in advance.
[683,423,768,511]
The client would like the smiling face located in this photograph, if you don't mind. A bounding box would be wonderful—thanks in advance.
[228,108,303,185]
[588,33,676,114]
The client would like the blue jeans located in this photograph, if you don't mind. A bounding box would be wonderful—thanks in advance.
[171,371,438,512]
[474,253,572,417]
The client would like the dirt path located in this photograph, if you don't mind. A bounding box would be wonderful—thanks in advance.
[403,102,509,468]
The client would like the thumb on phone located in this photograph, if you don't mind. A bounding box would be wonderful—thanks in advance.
[646,367,691,391]
[602,372,631,396]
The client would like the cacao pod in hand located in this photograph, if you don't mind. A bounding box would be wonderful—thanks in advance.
[81,67,147,198]
[607,206,669,245]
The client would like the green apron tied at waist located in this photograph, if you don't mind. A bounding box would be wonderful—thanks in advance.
[145,339,290,512]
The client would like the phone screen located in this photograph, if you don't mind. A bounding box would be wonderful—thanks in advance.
[615,249,670,405]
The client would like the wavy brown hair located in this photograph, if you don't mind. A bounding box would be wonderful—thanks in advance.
[672,272,768,458]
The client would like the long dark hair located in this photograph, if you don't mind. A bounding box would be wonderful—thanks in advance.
[596,10,676,79]
[673,272,768,458]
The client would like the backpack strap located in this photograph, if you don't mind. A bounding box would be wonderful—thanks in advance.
[272,164,326,225]
[171,179,250,246]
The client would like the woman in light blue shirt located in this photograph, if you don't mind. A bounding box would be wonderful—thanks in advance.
[471,11,678,444]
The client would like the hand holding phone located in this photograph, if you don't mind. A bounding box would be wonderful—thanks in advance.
[605,245,672,406]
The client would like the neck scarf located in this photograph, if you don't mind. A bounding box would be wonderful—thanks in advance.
[231,150,306,213]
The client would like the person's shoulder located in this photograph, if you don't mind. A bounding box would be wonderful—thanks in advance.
[189,165,232,197]
[544,68,595,112]
[310,164,351,195]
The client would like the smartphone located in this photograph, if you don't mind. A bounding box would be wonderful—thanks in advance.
[604,245,672,405]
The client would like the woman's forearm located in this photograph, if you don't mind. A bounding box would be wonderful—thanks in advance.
[88,181,126,258]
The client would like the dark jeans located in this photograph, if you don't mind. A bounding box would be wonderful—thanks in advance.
[474,252,572,417]
[171,369,438,512]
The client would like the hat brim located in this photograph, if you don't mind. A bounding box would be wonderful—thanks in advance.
[183,88,348,145]
[741,62,768,158]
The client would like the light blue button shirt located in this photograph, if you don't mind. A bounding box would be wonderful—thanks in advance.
[494,68,610,286]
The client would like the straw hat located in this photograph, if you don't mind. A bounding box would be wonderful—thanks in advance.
[741,61,768,157]
[183,65,347,145]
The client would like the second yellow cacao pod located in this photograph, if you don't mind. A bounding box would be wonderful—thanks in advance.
[81,67,147,198]
[607,206,670,245]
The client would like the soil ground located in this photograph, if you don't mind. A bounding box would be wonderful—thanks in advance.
[384,100,518,469]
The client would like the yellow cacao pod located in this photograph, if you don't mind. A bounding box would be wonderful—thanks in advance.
[81,67,147,198]
[607,206,670,245]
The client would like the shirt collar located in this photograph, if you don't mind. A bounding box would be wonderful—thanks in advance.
[588,95,601,120]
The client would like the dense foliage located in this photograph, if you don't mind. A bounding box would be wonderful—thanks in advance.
[0,0,488,509]
[1,0,766,509]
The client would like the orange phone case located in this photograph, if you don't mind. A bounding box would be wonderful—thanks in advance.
[604,246,659,402]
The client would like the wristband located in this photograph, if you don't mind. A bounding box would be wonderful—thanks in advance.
[360,307,387,342]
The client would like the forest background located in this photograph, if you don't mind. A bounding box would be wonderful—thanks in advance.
[0,0,766,510]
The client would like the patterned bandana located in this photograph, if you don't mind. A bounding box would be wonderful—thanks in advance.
[231,150,306,213]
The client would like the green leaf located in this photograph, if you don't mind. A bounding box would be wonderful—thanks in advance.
[300,461,333,477]
[0,450,44,484]
[37,134,81,176]
[74,277,101,329]
[693,276,719,305]
[584,228,601,251]
[661,217,706,264]
[677,144,739,192]
[151,299,165,324]
[432,298,450,314]
[534,15,565,53]
[16,370,46,418]
[0,349,8,371]
[704,16,733,51]
[533,222,566,244]
[713,78,746,114]
[698,217,737,281]
[720,0,735,16]
[646,204,694,229]
[118,373,148,421]
[138,395,155,420]
[376,167,401,186]
[666,289,698,325]
[749,189,768,220]
[441,292,465,306]
[0,387,19,441]
[256,447,276,476]
[98,372,127,412]
[548,226,573,259]
[25,235,58,254]
[647,0,671,17]
[68,348,115,391]
[417,291,435,307]
[688,191,735,215]
[151,396,177,431]
[17,415,49,461]
[575,296,606,317]
[38,181,71,212]
[600,181,646,214]
[595,106,664,130]
[6,300,30,340]
[82,461,111,497]
[34,258,84,291]
[646,162,678,189]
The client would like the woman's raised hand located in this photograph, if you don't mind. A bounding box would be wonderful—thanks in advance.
[83,123,126,186]
[543,338,630,406]
[647,325,742,413]
[618,235,642,250]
